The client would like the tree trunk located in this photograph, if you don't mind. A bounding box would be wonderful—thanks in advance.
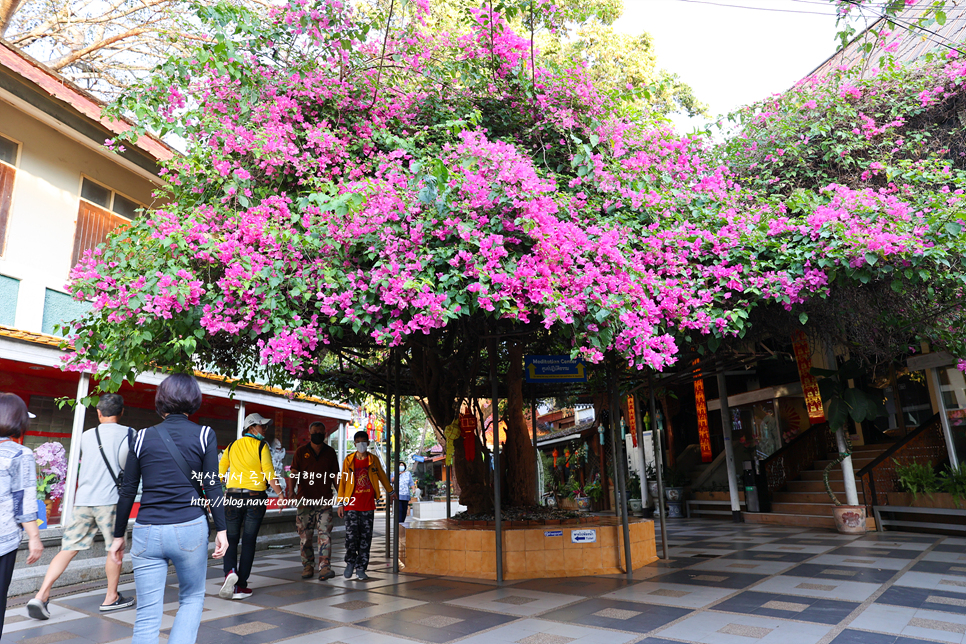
[504,341,537,506]
[0,0,23,36]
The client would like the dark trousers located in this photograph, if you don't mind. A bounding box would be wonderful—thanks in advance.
[224,491,267,586]
[398,499,410,521]
[1,548,16,634]
[344,510,375,571]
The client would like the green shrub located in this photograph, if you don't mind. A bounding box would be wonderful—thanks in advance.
[893,460,940,496]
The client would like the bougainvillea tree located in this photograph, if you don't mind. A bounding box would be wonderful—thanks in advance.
[64,0,966,511]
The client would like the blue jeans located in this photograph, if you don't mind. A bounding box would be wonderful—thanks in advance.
[131,515,209,644]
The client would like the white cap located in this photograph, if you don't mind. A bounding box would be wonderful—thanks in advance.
[244,412,271,429]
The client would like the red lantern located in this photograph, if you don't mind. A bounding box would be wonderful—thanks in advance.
[564,448,571,466]
[552,448,559,467]
[459,413,477,462]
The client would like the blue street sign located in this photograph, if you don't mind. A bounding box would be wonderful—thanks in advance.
[524,355,587,383]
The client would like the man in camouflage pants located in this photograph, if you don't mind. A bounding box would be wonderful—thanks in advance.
[289,422,340,580]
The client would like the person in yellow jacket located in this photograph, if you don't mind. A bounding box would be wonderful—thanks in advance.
[217,413,285,600]
[336,430,394,580]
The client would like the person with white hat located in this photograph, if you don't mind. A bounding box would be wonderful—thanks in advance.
[218,412,285,600]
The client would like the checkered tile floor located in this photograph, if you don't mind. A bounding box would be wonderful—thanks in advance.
[5,519,966,644]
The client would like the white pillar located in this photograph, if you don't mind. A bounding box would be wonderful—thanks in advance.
[716,371,742,521]
[928,367,961,469]
[236,401,246,440]
[61,373,90,527]
[338,422,347,463]
[835,427,860,506]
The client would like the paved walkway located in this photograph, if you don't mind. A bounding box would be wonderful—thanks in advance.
[4,519,966,644]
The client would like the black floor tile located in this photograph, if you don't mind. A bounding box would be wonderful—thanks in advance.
[829,547,918,560]
[830,629,948,644]
[721,550,815,563]
[647,569,768,590]
[539,597,690,633]
[370,578,493,602]
[877,586,966,614]
[932,544,966,555]
[241,581,349,607]
[4,617,133,643]
[786,563,898,584]
[172,608,330,644]
[511,576,638,597]
[356,602,517,643]
[712,590,859,625]
[910,560,966,577]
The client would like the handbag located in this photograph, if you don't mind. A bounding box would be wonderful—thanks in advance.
[155,423,214,523]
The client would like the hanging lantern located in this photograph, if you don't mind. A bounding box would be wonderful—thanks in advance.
[552,448,559,467]
[444,419,460,466]
[366,414,374,440]
[564,448,571,467]
[583,442,589,463]
[459,413,477,462]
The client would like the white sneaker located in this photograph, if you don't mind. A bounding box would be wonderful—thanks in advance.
[219,571,238,599]
[27,598,50,620]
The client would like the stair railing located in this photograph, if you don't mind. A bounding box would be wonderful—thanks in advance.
[760,421,835,507]
[856,414,946,509]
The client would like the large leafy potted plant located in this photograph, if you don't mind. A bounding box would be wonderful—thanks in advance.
[812,360,884,534]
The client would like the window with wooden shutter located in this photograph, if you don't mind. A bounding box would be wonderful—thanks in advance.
[0,134,19,257]
[71,177,140,267]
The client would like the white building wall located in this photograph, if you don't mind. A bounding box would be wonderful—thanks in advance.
[0,100,161,333]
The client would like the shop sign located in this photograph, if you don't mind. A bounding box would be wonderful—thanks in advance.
[792,331,826,424]
[524,355,587,382]
[693,362,713,463]
[627,395,638,447]
[544,530,563,537]
[571,529,597,543]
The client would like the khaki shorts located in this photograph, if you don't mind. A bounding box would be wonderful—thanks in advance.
[62,505,116,551]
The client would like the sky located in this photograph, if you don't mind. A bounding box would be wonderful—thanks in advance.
[612,0,853,131]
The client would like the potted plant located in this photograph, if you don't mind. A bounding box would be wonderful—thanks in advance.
[812,360,884,534]
[569,476,592,511]
[627,473,643,514]
[35,441,67,523]
[645,463,659,503]
[663,465,690,518]
[889,461,966,509]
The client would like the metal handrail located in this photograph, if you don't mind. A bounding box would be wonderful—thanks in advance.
[856,413,945,509]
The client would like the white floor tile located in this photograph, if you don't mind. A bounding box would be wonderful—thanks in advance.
[603,581,734,609]
[751,575,880,602]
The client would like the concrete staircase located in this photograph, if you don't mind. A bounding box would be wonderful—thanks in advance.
[743,442,892,529]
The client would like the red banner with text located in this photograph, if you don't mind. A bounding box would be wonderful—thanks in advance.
[792,331,826,424]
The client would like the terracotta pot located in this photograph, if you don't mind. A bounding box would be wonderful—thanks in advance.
[833,505,867,534]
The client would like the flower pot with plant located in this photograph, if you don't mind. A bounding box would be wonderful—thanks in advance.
[812,360,884,534]
[35,441,67,524]
[663,465,689,518]
[889,460,966,509]
[627,473,643,514]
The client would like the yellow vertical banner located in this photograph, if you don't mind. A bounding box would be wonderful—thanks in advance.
[792,331,826,424]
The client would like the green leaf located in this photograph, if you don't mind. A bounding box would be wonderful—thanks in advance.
[843,387,869,423]
[945,222,962,236]
[798,312,808,325]
[827,398,849,431]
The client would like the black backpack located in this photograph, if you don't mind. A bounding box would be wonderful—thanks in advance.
[95,425,135,489]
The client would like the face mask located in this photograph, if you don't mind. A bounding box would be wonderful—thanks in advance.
[399,465,405,472]
[311,433,325,445]
[355,442,368,454]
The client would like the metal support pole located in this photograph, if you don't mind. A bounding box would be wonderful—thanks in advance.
[446,465,451,519]
[385,389,392,559]
[648,381,668,559]
[609,368,633,580]
[488,336,503,584]
[531,392,539,504]
[393,350,402,573]
[236,400,246,440]
[716,369,743,522]
[62,373,90,527]
[929,367,961,469]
